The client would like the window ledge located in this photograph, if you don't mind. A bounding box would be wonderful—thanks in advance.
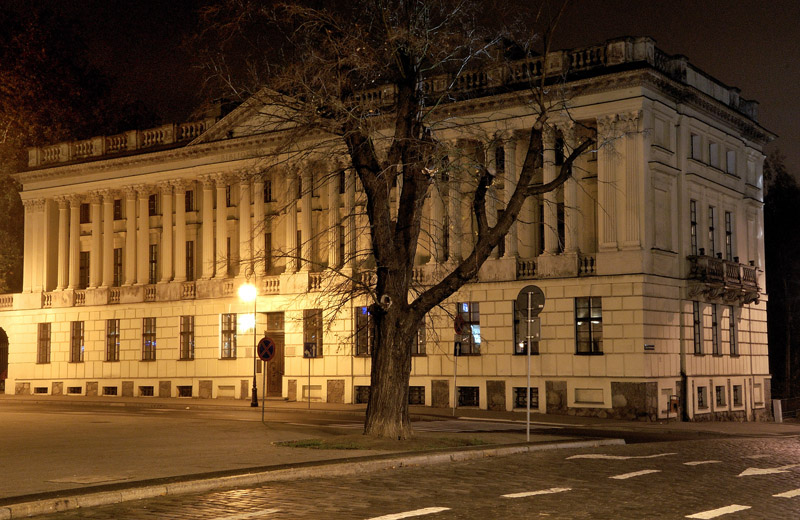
[575,352,604,356]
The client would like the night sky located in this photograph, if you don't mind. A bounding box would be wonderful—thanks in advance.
[14,1,800,172]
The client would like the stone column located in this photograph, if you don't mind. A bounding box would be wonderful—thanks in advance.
[503,137,519,258]
[238,174,252,276]
[89,193,102,288]
[448,148,462,262]
[344,168,356,270]
[542,126,559,255]
[428,170,445,264]
[300,166,312,271]
[56,197,69,290]
[560,122,580,253]
[137,186,150,284]
[285,168,299,273]
[124,187,137,285]
[21,199,34,292]
[68,195,81,289]
[486,143,499,259]
[597,115,619,251]
[253,177,265,274]
[215,174,228,278]
[622,110,642,249]
[173,180,188,282]
[101,190,115,287]
[327,164,341,268]
[159,182,173,283]
[200,175,215,279]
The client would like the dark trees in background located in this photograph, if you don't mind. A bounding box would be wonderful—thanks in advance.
[196,0,592,438]
[764,152,800,398]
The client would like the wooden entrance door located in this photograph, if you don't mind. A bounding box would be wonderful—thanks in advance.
[265,312,284,396]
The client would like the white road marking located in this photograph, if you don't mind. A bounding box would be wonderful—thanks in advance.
[609,469,661,480]
[684,460,721,466]
[685,504,751,518]
[743,454,770,459]
[502,487,571,498]
[366,507,450,520]
[738,463,800,477]
[568,453,676,460]
[211,510,281,520]
[773,488,800,498]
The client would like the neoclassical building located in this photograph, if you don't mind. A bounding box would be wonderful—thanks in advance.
[0,37,774,420]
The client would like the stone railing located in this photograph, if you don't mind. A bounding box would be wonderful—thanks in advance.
[42,292,52,308]
[28,118,217,168]
[516,259,537,279]
[688,254,760,304]
[181,282,196,299]
[108,287,120,304]
[309,272,324,291]
[0,294,13,309]
[579,254,597,276]
[74,290,86,306]
[263,276,280,294]
[223,279,235,296]
[144,285,157,302]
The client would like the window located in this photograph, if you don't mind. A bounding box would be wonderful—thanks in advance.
[355,386,370,404]
[227,237,233,276]
[221,313,237,359]
[454,302,480,355]
[303,309,323,358]
[725,211,733,261]
[709,142,719,168]
[79,203,90,223]
[355,306,373,356]
[264,233,273,273]
[186,240,195,281]
[707,206,716,257]
[693,301,702,355]
[225,185,232,207]
[106,319,120,362]
[554,137,565,166]
[690,134,702,160]
[70,321,84,363]
[185,190,194,212]
[575,297,602,354]
[697,386,708,409]
[513,300,539,355]
[338,225,345,268]
[37,323,51,364]
[180,316,195,360]
[726,150,736,175]
[557,201,565,253]
[113,199,123,220]
[733,385,743,406]
[142,317,157,361]
[79,251,90,289]
[689,200,698,256]
[148,193,159,216]
[715,385,726,407]
[495,146,505,173]
[412,322,426,356]
[148,244,158,284]
[297,175,303,199]
[264,179,274,202]
[728,306,738,356]
[457,386,479,407]
[113,248,123,287]
[514,387,539,409]
[296,230,302,270]
[408,386,425,405]
[711,304,720,356]
[337,170,346,195]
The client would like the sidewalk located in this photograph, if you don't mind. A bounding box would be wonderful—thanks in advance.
[1,394,798,519]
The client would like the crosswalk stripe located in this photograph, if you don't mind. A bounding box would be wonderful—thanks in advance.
[366,507,450,520]
[774,488,800,498]
[685,504,751,518]
[684,460,721,466]
[211,509,281,520]
[503,487,572,498]
[569,453,675,460]
[609,469,661,480]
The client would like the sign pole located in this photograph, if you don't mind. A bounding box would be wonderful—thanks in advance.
[527,291,532,443]
[308,355,311,410]
[262,361,267,422]
[452,348,458,417]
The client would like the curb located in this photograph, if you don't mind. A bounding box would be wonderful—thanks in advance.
[0,438,623,519]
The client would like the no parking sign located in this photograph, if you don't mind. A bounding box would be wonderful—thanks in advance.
[257,336,276,362]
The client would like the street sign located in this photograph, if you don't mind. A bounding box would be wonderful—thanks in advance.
[516,285,545,316]
[257,336,276,362]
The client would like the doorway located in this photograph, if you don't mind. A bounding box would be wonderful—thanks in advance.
[0,327,8,394]
[265,312,284,397]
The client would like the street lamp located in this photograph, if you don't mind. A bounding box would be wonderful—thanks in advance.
[238,282,258,407]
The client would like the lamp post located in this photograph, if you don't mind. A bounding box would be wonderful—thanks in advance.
[238,282,258,407]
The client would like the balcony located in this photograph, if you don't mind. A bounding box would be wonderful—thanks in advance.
[687,252,760,305]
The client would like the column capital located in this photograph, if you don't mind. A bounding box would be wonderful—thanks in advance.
[542,124,557,146]
[618,110,642,133]
[596,114,619,138]
[171,178,193,191]
[212,172,232,184]
[86,191,104,204]
[236,170,252,183]
[198,174,216,188]
[123,185,139,199]
[22,198,45,210]
[67,194,83,205]
[54,195,70,209]
[97,189,118,201]
[133,184,157,197]
[157,180,173,193]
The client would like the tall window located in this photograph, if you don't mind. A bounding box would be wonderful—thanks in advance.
[186,240,195,281]
[264,233,273,273]
[148,193,159,216]
[296,230,303,270]
[180,316,195,360]
[70,321,84,363]
[454,302,480,355]
[148,244,158,284]
[264,179,274,202]
[707,206,716,257]
[303,309,323,358]
[226,237,233,276]
[495,145,505,173]
[726,150,736,175]
[575,297,603,354]
[728,306,738,356]
[225,185,232,207]
[412,322,426,356]
[113,248,123,287]
[79,251,90,289]
[725,211,733,261]
[338,225,346,268]
[221,313,237,358]
[337,170,346,194]
[708,142,720,168]
[711,304,720,355]
[690,133,702,160]
[79,203,90,223]
[355,306,373,356]
[113,199,123,220]
[514,300,539,355]
[697,386,708,409]
[37,323,51,364]
[689,200,698,256]
[693,301,702,355]
[106,319,120,362]
[142,318,157,361]
[185,190,194,212]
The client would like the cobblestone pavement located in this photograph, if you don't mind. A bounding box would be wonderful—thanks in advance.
[27,436,800,519]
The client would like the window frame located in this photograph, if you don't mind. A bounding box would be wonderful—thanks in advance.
[185,190,194,212]
[513,300,539,355]
[78,251,90,289]
[724,211,733,261]
[70,321,84,363]
[693,301,702,355]
[106,319,120,362]
[575,297,603,355]
[185,240,195,281]
[142,317,157,361]
[180,315,195,360]
[303,309,323,358]
[355,306,373,357]
[148,244,158,284]
[728,305,738,356]
[454,302,481,356]
[412,321,426,356]
[148,193,159,216]
[708,206,716,257]
[113,247,123,287]
[689,199,698,256]
[37,322,51,364]
[711,304,721,356]
[113,198,123,220]
[220,313,237,359]
[697,386,708,409]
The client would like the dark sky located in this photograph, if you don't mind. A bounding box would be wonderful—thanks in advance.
[20,1,800,172]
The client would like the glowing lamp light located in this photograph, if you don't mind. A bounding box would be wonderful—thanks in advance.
[238,283,257,303]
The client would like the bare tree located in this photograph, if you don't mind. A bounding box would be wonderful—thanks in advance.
[196,0,594,438]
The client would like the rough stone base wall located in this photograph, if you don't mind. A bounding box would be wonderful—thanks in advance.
[86,382,98,396]
[240,379,249,400]
[327,379,344,403]
[486,380,505,411]
[199,380,212,399]
[546,380,567,414]
[52,381,63,396]
[692,410,748,422]
[287,379,297,401]
[15,382,30,395]
[610,382,658,421]
[121,381,134,397]
[159,381,171,398]
[431,380,449,408]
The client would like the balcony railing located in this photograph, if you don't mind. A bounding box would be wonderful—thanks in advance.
[688,253,759,304]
